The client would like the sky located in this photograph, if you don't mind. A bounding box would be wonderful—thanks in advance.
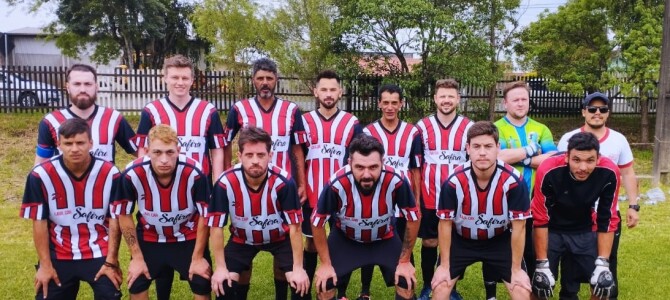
[1,0,568,33]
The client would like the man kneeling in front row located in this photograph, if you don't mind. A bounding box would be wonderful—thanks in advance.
[311,134,421,300]
[431,121,532,300]
[531,132,619,300]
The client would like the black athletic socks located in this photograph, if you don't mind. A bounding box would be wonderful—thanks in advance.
[420,245,438,289]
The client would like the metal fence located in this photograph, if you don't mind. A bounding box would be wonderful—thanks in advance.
[0,66,653,122]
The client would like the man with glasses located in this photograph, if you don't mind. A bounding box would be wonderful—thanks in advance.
[557,92,640,300]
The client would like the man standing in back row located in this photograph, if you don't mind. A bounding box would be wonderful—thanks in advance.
[300,70,362,299]
[415,79,474,300]
[135,54,225,182]
[134,55,226,298]
[35,63,137,165]
[361,83,421,300]
[557,92,640,300]
[486,81,557,300]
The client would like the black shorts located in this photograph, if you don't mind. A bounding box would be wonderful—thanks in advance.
[302,204,313,237]
[418,207,439,239]
[548,231,597,297]
[130,239,211,295]
[35,257,121,300]
[328,228,401,287]
[448,231,517,283]
[224,237,295,274]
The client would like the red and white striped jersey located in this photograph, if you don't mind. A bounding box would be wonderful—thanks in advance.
[224,97,307,175]
[303,109,362,208]
[207,163,302,245]
[363,120,420,181]
[437,160,530,240]
[36,105,137,163]
[416,115,473,209]
[311,165,420,243]
[21,156,120,260]
[135,97,225,177]
[112,155,209,243]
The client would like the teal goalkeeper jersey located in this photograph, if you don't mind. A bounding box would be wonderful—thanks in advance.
[495,116,557,197]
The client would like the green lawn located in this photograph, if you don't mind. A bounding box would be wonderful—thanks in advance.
[1,113,667,299]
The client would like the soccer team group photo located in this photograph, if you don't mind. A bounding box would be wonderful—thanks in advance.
[11,53,649,300]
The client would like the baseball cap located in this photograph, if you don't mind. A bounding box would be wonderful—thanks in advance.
[583,92,609,107]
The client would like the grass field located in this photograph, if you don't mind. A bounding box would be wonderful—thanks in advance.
[1,113,667,299]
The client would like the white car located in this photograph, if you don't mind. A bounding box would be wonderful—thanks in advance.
[0,71,62,106]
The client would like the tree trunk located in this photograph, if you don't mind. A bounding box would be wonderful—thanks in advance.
[123,36,134,69]
[641,96,649,142]
[487,0,497,121]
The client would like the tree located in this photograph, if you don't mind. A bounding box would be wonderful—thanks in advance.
[5,0,205,68]
[516,0,664,142]
[515,0,613,94]
[332,0,520,120]
[50,0,168,68]
[610,0,664,142]
[192,0,267,72]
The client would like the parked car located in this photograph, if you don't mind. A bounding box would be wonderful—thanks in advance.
[0,71,61,106]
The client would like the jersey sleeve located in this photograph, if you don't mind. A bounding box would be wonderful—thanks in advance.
[278,178,303,225]
[36,120,56,158]
[207,108,226,149]
[595,161,621,232]
[134,110,154,149]
[207,180,230,228]
[290,106,307,145]
[110,172,138,218]
[531,160,552,228]
[616,136,634,168]
[352,122,364,138]
[506,175,531,220]
[408,131,422,170]
[412,132,424,168]
[193,171,211,216]
[310,182,338,228]
[556,133,569,152]
[395,177,420,221]
[539,125,557,153]
[342,120,363,166]
[224,106,241,145]
[115,116,138,155]
[436,177,457,220]
[20,171,49,220]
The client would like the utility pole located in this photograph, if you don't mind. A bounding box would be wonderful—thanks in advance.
[652,0,670,186]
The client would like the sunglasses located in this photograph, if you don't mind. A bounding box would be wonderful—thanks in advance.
[586,106,609,114]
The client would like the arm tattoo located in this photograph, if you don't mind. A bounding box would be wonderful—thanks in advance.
[400,225,412,256]
[122,228,138,247]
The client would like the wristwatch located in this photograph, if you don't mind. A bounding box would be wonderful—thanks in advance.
[628,204,640,211]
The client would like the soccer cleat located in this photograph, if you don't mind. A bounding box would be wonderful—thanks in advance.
[417,287,431,300]
[356,293,371,300]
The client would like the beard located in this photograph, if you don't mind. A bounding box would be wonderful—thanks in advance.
[244,165,267,179]
[356,177,378,193]
[256,84,275,99]
[319,97,338,109]
[70,93,96,110]
[437,105,456,116]
[586,120,605,129]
